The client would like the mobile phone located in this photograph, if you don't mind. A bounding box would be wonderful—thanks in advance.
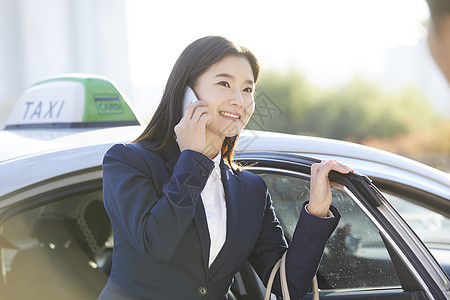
[182,86,198,117]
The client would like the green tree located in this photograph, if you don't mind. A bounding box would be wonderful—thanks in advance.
[249,69,439,142]
[248,69,320,134]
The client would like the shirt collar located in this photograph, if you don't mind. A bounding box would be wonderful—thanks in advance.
[211,151,221,166]
[210,151,222,181]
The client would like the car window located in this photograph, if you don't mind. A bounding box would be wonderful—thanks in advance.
[384,191,450,277]
[0,190,112,300]
[384,192,450,246]
[258,171,401,290]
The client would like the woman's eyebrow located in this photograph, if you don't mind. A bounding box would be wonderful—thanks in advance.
[215,73,254,85]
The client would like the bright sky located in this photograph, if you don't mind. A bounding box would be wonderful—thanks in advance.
[125,0,430,90]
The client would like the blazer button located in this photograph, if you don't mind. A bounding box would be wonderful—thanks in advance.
[198,286,208,296]
[201,169,208,177]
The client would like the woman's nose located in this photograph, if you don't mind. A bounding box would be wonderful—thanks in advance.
[229,90,245,106]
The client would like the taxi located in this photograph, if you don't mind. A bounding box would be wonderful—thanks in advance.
[0,74,449,300]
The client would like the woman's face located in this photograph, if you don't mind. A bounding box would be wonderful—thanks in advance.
[193,55,255,140]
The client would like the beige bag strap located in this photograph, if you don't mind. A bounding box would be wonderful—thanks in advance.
[264,252,289,300]
[312,275,319,300]
[279,252,290,298]
[264,252,320,300]
[264,255,281,300]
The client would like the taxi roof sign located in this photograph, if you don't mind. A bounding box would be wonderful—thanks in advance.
[5,74,143,129]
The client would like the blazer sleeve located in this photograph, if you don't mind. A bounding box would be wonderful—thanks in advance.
[102,143,214,262]
[248,176,340,300]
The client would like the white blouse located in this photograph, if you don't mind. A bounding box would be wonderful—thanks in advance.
[200,152,227,268]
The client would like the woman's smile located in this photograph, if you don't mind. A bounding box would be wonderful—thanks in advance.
[219,110,241,120]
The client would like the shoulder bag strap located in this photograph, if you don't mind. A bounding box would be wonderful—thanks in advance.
[264,252,320,300]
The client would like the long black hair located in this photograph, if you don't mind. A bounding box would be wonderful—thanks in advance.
[134,36,260,170]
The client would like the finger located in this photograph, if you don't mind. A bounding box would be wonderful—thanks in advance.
[182,102,192,120]
[331,163,352,174]
[312,160,344,178]
[316,159,337,176]
[191,106,209,123]
[197,113,212,128]
[310,162,322,176]
[317,159,353,175]
[334,160,354,173]
[326,159,353,174]
[184,100,207,120]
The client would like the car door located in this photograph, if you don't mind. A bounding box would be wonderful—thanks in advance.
[0,166,109,300]
[231,152,450,300]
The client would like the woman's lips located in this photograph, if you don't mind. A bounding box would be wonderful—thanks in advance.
[219,111,241,120]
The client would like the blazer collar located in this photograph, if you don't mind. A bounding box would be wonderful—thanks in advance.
[139,139,180,173]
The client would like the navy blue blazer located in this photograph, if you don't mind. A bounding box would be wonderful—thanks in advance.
[99,140,340,299]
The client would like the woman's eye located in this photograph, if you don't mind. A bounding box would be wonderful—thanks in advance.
[218,81,230,88]
[243,87,253,93]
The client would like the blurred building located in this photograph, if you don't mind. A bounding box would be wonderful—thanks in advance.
[383,38,450,118]
[0,0,130,128]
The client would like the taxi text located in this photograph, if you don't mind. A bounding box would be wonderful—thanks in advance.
[22,100,65,120]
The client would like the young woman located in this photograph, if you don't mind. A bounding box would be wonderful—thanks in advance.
[98,36,353,299]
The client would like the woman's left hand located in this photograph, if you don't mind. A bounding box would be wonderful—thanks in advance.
[308,159,354,217]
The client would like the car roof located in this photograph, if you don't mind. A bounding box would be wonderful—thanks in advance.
[1,126,449,201]
[0,126,142,163]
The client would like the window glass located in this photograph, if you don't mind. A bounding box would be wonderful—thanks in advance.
[384,192,450,245]
[384,191,450,277]
[259,171,401,290]
[0,191,112,299]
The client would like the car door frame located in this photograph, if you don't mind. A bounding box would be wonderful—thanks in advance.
[0,166,103,221]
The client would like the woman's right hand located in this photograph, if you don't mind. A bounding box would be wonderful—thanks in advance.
[174,100,211,154]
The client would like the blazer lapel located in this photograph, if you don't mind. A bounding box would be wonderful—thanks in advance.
[209,160,244,277]
[156,140,211,276]
[193,199,211,277]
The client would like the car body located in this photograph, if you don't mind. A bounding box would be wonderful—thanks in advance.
[0,75,449,299]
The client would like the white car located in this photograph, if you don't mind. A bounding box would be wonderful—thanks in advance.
[0,75,449,300]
